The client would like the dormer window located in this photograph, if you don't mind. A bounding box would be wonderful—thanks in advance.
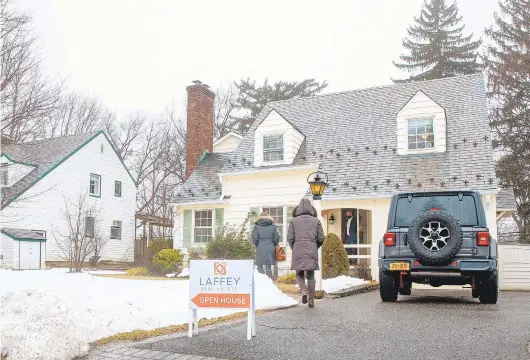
[396,91,446,155]
[263,135,284,163]
[408,118,434,150]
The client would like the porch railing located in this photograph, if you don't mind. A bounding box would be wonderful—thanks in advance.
[343,244,371,259]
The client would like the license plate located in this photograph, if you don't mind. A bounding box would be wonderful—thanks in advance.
[389,262,410,271]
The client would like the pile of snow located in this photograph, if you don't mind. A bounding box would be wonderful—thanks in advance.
[0,269,297,360]
[322,276,368,294]
[166,268,190,278]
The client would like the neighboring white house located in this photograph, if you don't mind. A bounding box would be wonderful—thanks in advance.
[171,75,518,282]
[0,130,137,269]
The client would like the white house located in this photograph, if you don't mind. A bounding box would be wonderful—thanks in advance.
[171,75,517,282]
[0,130,137,269]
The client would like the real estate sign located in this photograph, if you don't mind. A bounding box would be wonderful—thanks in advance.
[188,260,256,340]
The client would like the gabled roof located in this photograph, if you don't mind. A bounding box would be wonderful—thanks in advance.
[1,130,135,209]
[172,152,231,204]
[173,74,497,204]
[213,132,243,147]
[1,228,46,241]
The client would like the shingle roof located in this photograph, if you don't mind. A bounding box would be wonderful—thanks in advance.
[1,228,46,241]
[497,188,518,211]
[174,74,498,204]
[1,131,102,208]
[174,152,231,204]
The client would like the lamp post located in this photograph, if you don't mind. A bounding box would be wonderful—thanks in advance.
[307,171,328,298]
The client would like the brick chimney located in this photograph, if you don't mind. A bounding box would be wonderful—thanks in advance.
[185,80,215,180]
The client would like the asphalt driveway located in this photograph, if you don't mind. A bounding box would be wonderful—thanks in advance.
[137,288,530,360]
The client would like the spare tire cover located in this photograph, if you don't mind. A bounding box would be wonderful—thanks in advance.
[407,211,463,266]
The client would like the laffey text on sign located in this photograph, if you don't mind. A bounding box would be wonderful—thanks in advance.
[200,276,241,292]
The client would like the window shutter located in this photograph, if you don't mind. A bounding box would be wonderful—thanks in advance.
[249,207,259,233]
[183,210,192,248]
[214,208,224,236]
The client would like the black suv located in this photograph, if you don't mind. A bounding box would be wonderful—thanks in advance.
[378,191,498,304]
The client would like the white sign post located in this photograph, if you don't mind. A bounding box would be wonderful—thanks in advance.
[188,260,256,340]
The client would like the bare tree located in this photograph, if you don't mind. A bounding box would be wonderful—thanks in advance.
[40,91,112,139]
[104,112,146,162]
[214,84,240,140]
[53,192,107,272]
[0,0,62,143]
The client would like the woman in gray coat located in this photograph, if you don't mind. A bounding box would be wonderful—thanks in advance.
[251,212,280,279]
[287,198,324,308]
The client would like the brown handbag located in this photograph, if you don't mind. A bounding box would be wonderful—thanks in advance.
[275,245,286,262]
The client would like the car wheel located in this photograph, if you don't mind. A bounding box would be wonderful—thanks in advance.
[479,272,499,304]
[379,270,398,302]
[407,211,463,266]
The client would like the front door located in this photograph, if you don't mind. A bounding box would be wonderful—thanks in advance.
[19,241,41,270]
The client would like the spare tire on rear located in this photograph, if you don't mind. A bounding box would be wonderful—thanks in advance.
[407,211,463,266]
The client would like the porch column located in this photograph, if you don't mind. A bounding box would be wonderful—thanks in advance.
[312,199,324,297]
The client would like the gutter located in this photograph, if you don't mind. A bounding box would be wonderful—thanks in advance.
[168,199,230,207]
[218,164,317,177]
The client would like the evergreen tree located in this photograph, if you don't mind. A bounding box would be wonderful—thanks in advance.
[485,0,530,243]
[393,0,482,83]
[232,78,327,133]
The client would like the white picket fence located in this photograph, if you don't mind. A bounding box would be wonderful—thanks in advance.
[498,243,530,291]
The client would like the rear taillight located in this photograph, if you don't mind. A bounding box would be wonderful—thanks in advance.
[383,233,396,246]
[477,232,490,246]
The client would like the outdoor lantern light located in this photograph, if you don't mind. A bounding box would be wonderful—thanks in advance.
[328,214,335,225]
[307,171,328,200]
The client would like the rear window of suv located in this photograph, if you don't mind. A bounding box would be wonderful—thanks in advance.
[394,194,479,227]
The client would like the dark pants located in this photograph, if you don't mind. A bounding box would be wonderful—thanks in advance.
[257,264,273,279]
[296,270,315,280]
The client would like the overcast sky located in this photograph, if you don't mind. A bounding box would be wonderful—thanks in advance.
[18,0,499,119]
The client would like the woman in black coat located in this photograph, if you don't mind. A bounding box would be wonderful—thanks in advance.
[251,212,280,279]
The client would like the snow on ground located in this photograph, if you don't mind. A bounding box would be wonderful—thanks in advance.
[0,268,297,360]
[322,276,368,294]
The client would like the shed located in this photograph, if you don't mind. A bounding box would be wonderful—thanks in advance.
[0,228,47,270]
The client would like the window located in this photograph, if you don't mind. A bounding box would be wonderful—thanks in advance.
[194,210,213,244]
[89,174,101,197]
[114,181,122,197]
[85,217,95,237]
[263,135,284,162]
[110,220,122,239]
[261,206,283,243]
[394,195,478,227]
[408,118,434,150]
[1,164,8,186]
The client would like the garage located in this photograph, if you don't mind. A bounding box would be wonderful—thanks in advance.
[0,228,46,270]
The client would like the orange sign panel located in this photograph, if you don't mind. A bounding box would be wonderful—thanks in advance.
[191,293,251,308]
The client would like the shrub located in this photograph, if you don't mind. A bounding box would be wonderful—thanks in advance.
[126,266,149,276]
[188,248,205,260]
[152,249,184,275]
[322,233,350,279]
[276,272,297,284]
[147,238,170,260]
[206,224,256,260]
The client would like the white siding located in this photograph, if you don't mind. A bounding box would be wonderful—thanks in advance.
[213,134,242,153]
[254,110,304,167]
[396,91,447,155]
[0,133,137,262]
[175,167,316,259]
[499,244,530,290]
[0,233,15,269]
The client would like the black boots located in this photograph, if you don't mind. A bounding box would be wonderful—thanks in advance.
[307,280,316,308]
[297,274,308,304]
